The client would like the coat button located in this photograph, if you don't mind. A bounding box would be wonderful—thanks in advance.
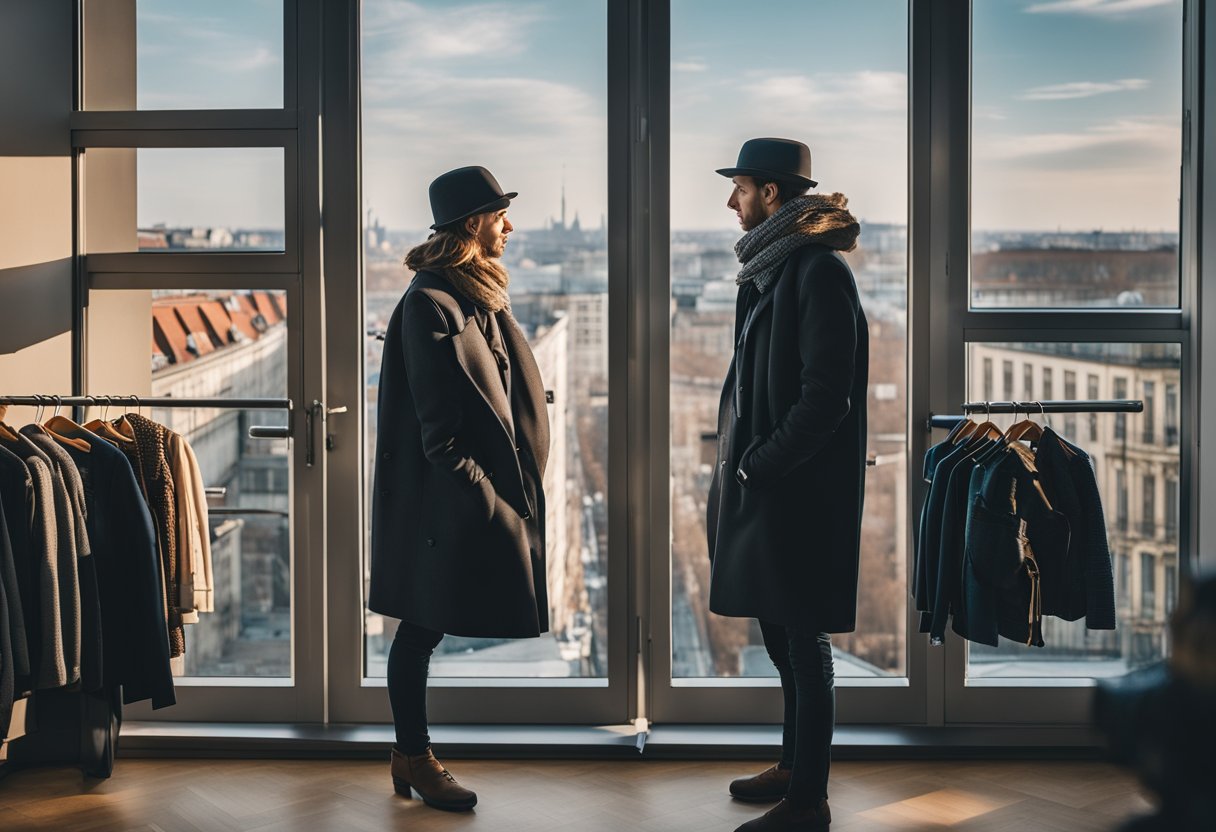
[426,538,435,547]
[382,451,392,460]
[522,511,532,520]
[488,471,495,479]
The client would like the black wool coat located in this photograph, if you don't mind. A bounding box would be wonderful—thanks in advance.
[707,244,869,633]
[369,270,551,638]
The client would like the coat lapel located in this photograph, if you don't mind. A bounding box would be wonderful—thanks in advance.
[450,324,516,444]
[739,284,776,348]
[499,311,550,477]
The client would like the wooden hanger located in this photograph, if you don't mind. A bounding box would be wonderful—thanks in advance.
[1004,401,1044,444]
[84,396,134,444]
[39,397,91,452]
[947,417,979,444]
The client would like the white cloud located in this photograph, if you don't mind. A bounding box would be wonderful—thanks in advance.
[1025,0,1176,15]
[1019,78,1149,100]
[362,1,545,60]
[976,117,1177,162]
[741,71,906,113]
[673,60,709,73]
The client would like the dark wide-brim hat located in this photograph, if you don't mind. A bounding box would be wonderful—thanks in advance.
[716,137,817,188]
[428,165,518,230]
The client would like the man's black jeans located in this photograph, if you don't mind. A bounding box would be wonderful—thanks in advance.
[759,619,836,805]
[386,619,445,755]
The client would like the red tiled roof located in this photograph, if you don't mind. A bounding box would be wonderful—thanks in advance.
[224,295,259,341]
[150,292,285,371]
[173,302,218,355]
[152,306,191,366]
[198,300,234,345]
[251,291,282,325]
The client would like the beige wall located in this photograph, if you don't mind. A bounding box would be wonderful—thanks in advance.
[0,0,76,426]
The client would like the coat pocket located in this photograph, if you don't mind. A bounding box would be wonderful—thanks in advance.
[965,496,1026,588]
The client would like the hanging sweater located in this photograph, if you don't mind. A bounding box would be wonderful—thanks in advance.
[115,415,183,658]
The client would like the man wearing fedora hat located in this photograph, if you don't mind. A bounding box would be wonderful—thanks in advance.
[706,138,870,831]
[369,165,551,812]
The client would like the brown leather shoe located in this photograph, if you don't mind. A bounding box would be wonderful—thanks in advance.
[390,747,478,811]
[729,764,792,803]
[734,797,831,832]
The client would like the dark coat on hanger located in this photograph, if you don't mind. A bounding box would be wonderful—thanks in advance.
[1034,429,1116,629]
[706,245,869,633]
[56,428,175,709]
[0,444,32,697]
[368,270,551,638]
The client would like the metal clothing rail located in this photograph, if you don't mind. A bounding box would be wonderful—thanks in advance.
[0,395,292,410]
[927,399,1143,431]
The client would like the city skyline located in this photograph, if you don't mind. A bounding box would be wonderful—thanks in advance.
[129,0,1182,234]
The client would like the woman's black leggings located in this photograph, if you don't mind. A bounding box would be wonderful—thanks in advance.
[759,619,836,806]
[386,619,445,755]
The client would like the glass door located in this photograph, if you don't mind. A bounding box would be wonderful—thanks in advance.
[327,0,631,724]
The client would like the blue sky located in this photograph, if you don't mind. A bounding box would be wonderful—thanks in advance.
[134,0,1182,233]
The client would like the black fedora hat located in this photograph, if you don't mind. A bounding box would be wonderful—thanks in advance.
[428,166,518,230]
[716,137,817,188]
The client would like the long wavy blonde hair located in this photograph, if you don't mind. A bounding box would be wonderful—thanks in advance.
[404,226,511,311]
[404,228,480,273]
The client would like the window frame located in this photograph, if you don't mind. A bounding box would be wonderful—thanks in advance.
[75,0,326,723]
[932,0,1199,725]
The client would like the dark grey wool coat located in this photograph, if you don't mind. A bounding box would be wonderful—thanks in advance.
[707,244,869,634]
[369,270,551,638]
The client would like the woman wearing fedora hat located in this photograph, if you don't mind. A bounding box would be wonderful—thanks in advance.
[368,166,551,813]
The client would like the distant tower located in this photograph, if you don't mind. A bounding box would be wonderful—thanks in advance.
[560,172,567,231]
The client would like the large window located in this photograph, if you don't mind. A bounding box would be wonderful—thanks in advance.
[668,0,908,684]
[360,0,609,681]
[970,0,1181,309]
[57,0,1201,731]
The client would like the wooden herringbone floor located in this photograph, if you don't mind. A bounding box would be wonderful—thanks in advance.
[0,758,1154,831]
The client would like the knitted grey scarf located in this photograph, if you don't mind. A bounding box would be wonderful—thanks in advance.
[735,192,861,293]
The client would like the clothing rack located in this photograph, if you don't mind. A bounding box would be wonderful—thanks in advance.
[927,399,1143,431]
[0,394,294,780]
[0,395,292,410]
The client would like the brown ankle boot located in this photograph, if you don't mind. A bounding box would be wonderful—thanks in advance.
[734,797,831,832]
[729,764,792,802]
[390,747,478,811]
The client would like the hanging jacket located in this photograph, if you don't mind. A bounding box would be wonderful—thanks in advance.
[165,432,212,622]
[0,444,31,696]
[54,424,175,709]
[914,436,995,636]
[1034,429,1116,630]
[962,441,1070,647]
[0,501,14,740]
[22,428,90,686]
[1,434,67,688]
[931,444,994,644]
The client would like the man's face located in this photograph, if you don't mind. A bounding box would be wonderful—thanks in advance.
[726,176,778,232]
[468,208,513,258]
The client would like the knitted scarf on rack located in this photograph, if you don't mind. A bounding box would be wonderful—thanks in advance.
[735,192,860,293]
